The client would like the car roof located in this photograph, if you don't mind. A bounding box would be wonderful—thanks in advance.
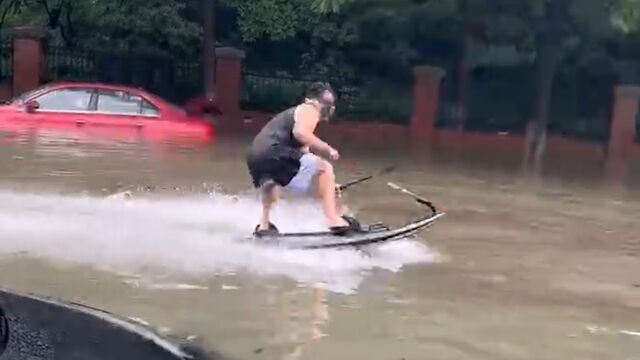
[49,81,149,94]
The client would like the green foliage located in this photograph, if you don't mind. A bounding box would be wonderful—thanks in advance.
[2,0,201,56]
[618,0,640,34]
[225,0,320,41]
[311,0,351,14]
[85,0,202,56]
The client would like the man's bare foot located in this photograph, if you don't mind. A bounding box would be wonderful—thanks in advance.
[259,222,271,231]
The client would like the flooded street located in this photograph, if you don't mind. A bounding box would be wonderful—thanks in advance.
[1,129,639,360]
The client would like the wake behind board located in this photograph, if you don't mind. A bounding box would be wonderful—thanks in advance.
[243,183,445,250]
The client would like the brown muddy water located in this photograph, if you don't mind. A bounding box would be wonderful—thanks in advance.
[0,128,639,360]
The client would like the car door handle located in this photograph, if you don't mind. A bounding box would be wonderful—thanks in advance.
[75,119,86,126]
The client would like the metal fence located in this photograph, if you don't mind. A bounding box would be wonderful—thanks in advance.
[637,106,640,144]
[0,40,12,83]
[46,46,97,81]
[241,72,312,112]
[436,63,617,142]
[45,45,202,103]
[241,71,412,123]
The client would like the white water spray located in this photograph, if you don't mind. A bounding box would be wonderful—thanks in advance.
[0,189,439,294]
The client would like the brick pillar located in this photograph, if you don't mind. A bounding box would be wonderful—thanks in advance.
[12,27,46,96]
[410,65,446,146]
[605,85,640,183]
[214,47,245,131]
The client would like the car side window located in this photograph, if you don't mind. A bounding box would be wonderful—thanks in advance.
[96,90,143,115]
[95,90,161,117]
[141,99,160,116]
[34,88,93,112]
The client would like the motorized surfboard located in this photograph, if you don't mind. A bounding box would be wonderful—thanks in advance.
[246,182,445,250]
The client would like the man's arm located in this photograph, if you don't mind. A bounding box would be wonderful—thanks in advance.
[293,104,333,156]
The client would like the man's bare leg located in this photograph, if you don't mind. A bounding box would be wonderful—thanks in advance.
[335,185,353,217]
[259,182,279,231]
[316,160,349,228]
[315,177,349,218]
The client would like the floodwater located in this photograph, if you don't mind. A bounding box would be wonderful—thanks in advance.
[1,128,640,360]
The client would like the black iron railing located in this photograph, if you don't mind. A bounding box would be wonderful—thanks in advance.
[0,40,12,83]
[45,45,202,103]
[241,71,412,123]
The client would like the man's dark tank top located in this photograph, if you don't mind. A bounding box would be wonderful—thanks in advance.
[248,105,306,161]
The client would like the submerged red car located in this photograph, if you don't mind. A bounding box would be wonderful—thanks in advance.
[0,82,217,141]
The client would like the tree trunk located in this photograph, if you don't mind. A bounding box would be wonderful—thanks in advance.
[0,0,20,29]
[523,0,563,175]
[202,0,216,97]
[454,35,471,131]
[524,46,557,174]
[453,0,470,131]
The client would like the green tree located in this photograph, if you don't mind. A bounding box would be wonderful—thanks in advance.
[2,0,202,55]
[618,0,640,34]
[522,0,622,174]
[224,0,321,42]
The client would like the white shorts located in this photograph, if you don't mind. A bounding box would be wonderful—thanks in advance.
[284,153,319,195]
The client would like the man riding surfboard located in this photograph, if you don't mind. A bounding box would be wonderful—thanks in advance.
[246,82,353,237]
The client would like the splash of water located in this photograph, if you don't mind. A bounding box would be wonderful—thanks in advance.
[0,189,439,294]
